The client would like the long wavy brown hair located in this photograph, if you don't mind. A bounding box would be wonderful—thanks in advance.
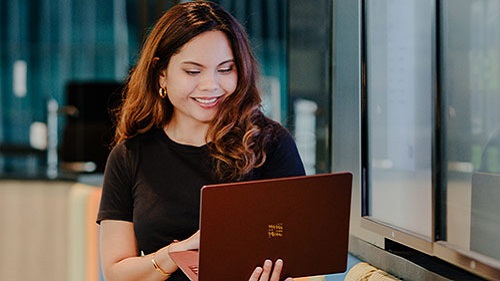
[113,1,278,182]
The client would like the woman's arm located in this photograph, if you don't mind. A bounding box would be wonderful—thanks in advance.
[99,220,198,281]
[101,220,291,281]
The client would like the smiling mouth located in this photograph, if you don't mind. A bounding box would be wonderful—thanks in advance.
[193,96,220,105]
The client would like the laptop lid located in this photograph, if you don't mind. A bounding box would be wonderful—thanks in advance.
[196,172,353,280]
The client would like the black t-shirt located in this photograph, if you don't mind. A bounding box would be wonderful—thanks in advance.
[97,126,305,280]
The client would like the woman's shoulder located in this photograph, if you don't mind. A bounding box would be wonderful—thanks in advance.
[119,128,162,148]
[107,129,164,169]
[109,129,163,159]
[254,116,306,178]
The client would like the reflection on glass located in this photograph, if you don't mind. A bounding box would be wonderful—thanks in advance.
[366,0,434,238]
[442,0,500,264]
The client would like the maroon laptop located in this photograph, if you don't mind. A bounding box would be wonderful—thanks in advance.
[169,172,353,281]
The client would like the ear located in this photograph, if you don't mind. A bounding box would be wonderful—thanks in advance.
[154,57,167,85]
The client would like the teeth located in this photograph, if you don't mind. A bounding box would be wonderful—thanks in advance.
[194,97,218,104]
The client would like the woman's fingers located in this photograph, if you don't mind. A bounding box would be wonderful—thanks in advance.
[249,266,263,281]
[258,259,273,281]
[248,259,290,281]
[269,259,283,281]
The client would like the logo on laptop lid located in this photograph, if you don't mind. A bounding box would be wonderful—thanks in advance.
[268,223,284,238]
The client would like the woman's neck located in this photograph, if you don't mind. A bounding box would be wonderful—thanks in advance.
[164,119,209,147]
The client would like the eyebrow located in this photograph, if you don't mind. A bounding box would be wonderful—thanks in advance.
[181,59,235,67]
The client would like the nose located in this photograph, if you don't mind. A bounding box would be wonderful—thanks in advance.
[198,71,220,92]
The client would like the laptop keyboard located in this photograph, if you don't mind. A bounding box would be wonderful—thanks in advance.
[188,265,199,275]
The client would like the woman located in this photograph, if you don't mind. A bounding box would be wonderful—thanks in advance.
[97,1,305,280]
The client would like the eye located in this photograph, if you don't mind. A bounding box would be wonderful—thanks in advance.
[185,69,201,75]
[218,65,234,74]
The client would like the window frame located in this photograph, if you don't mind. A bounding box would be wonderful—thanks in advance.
[359,0,500,279]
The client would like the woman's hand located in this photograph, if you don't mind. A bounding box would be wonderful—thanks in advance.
[248,259,293,281]
[170,230,200,252]
[171,232,293,281]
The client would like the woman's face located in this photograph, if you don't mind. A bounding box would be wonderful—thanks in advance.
[160,30,238,126]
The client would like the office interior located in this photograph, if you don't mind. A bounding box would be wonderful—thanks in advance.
[1,0,499,280]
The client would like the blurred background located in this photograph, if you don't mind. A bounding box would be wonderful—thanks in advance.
[0,0,331,177]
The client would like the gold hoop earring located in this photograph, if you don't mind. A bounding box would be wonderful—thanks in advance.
[159,87,167,99]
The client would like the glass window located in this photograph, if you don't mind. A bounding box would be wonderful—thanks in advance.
[441,0,500,264]
[364,0,434,239]
[361,0,500,277]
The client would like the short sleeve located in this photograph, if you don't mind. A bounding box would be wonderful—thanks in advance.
[96,142,135,224]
